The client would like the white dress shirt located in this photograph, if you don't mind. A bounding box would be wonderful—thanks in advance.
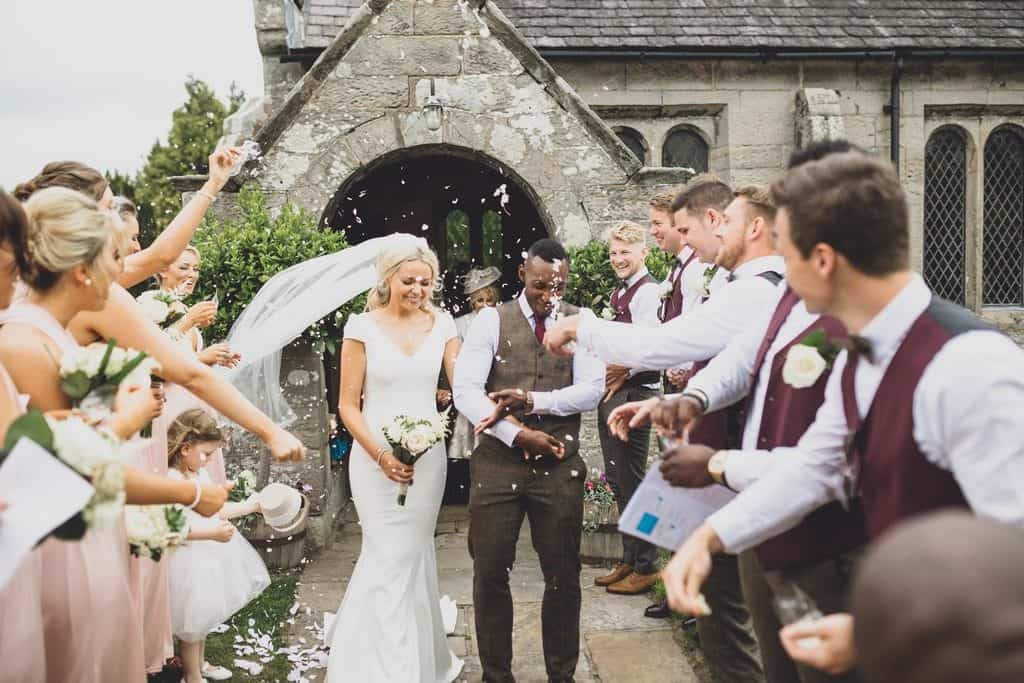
[708,274,1024,553]
[687,285,821,457]
[453,294,606,447]
[576,255,786,371]
[678,247,706,315]
[619,267,662,328]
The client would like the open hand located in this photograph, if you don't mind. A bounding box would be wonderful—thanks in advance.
[662,524,721,616]
[542,315,580,356]
[660,444,715,488]
[266,428,305,462]
[606,397,660,441]
[199,342,241,368]
[513,428,565,459]
[207,147,241,191]
[779,613,857,675]
[651,394,704,438]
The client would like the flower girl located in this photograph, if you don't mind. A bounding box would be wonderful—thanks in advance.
[167,408,270,683]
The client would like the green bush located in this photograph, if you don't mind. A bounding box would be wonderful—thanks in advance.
[192,186,365,355]
[565,241,674,310]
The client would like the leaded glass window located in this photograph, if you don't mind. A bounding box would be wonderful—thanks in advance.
[923,127,967,304]
[983,126,1024,306]
[662,128,709,172]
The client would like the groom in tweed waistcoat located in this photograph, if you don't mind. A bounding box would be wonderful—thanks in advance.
[453,239,605,683]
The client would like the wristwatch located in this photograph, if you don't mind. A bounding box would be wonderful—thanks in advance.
[524,390,535,412]
[707,450,729,487]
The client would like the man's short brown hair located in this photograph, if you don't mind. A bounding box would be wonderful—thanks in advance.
[733,184,776,223]
[671,173,733,215]
[649,191,677,214]
[770,152,908,275]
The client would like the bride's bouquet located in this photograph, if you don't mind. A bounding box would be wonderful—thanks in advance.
[57,338,160,435]
[126,504,189,561]
[383,412,450,506]
[2,410,129,539]
[137,289,188,331]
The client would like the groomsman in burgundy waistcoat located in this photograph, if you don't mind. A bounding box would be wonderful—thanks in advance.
[662,152,1024,676]
[592,221,664,596]
[639,141,870,683]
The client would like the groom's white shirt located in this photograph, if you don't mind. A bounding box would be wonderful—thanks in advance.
[453,293,605,447]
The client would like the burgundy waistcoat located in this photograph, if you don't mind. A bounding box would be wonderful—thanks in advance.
[612,274,661,386]
[747,288,869,571]
[659,251,698,323]
[611,273,656,323]
[842,297,983,539]
[686,270,783,450]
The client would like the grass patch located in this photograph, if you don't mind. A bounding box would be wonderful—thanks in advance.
[204,571,300,681]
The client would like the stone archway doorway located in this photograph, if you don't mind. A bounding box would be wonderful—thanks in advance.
[323,145,552,316]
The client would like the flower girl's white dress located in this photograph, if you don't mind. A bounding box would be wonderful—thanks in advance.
[167,468,271,641]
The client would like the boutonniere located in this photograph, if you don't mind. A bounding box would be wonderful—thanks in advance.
[782,330,840,389]
[599,305,616,320]
[701,265,719,298]
[657,278,674,301]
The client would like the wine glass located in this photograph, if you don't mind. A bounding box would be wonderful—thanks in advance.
[229,140,262,177]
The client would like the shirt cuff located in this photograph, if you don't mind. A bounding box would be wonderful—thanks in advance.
[706,506,760,555]
[576,308,599,351]
[721,449,774,491]
[488,419,522,448]
[529,390,553,415]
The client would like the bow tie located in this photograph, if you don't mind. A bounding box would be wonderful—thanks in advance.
[726,272,737,283]
[834,335,874,363]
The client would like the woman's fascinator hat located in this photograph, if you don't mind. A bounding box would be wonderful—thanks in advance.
[463,266,501,295]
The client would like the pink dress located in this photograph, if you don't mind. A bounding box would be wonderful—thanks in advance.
[0,303,145,683]
[0,364,46,683]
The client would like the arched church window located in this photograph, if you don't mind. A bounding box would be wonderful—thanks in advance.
[662,127,709,172]
[923,126,968,304]
[445,209,471,266]
[614,127,648,165]
[983,125,1024,306]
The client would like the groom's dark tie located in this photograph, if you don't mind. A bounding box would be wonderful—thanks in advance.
[534,314,547,344]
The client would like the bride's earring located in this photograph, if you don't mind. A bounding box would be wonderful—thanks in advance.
[84,278,93,287]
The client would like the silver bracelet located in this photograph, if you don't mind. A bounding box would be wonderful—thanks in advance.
[375,447,387,467]
[187,478,202,509]
[194,189,217,203]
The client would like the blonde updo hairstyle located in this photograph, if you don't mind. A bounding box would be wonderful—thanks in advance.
[365,238,440,313]
[20,187,122,293]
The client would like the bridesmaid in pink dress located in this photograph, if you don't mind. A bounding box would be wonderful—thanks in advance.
[0,191,45,682]
[0,188,232,682]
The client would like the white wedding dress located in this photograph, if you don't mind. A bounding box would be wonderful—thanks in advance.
[326,311,463,683]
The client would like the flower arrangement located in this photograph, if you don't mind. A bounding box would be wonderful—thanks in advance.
[383,412,450,505]
[582,469,616,533]
[126,504,189,561]
[657,278,674,301]
[700,265,720,299]
[136,289,188,329]
[3,410,128,539]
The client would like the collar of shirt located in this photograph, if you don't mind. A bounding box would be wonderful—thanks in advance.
[676,245,694,264]
[856,273,931,367]
[728,254,787,280]
[623,267,650,288]
[517,291,547,328]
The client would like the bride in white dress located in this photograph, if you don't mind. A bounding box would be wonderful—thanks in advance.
[327,239,464,682]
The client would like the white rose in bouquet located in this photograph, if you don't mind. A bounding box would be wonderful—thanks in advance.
[48,415,128,529]
[781,344,828,389]
[657,278,674,300]
[103,346,129,377]
[599,306,615,320]
[403,428,433,455]
[138,293,170,325]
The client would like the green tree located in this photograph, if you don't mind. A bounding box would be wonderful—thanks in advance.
[130,77,242,245]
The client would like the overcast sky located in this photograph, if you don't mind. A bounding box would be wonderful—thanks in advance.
[0,0,264,190]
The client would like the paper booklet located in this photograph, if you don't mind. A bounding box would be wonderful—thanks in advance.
[618,461,736,551]
[0,438,94,591]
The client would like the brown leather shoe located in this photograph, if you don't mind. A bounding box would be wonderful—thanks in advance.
[607,570,661,595]
[594,563,633,587]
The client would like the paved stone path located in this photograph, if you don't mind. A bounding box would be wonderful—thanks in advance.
[288,505,699,682]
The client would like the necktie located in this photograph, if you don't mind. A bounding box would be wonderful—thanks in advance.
[534,314,546,344]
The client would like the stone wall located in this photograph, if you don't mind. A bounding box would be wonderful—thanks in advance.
[553,56,1024,329]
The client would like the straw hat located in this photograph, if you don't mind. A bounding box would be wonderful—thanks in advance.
[463,266,501,295]
[258,483,309,535]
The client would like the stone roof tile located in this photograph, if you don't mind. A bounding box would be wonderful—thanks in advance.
[297,0,1024,51]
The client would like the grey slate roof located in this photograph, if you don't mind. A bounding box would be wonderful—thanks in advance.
[300,0,1024,51]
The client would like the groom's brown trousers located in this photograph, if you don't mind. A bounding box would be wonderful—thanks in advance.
[469,439,585,683]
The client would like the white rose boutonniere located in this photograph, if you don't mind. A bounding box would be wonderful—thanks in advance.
[657,278,674,301]
[782,330,840,389]
[599,306,615,320]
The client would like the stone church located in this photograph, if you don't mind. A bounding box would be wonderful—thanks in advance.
[178,0,1024,545]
